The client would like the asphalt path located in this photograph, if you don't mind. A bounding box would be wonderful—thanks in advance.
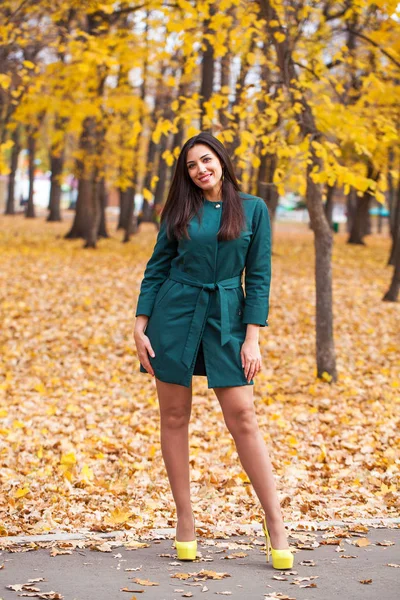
[0,526,399,600]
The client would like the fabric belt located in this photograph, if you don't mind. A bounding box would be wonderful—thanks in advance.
[168,267,242,369]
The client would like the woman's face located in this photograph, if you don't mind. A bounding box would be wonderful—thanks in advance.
[186,144,223,193]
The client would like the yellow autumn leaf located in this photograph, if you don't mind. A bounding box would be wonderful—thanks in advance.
[60,452,77,466]
[104,507,133,525]
[80,464,94,481]
[14,487,30,499]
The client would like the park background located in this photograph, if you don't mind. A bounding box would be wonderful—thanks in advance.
[0,0,399,539]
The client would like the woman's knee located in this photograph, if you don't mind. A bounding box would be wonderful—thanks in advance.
[225,405,258,436]
[160,407,191,430]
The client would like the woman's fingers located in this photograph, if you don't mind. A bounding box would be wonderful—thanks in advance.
[145,338,155,359]
[136,335,155,376]
[243,356,262,382]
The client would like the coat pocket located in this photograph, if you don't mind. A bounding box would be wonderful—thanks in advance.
[154,278,176,308]
[234,286,245,315]
[228,286,246,337]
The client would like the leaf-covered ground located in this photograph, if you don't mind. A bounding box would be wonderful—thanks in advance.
[0,215,398,538]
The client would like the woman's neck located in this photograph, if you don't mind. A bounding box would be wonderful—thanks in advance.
[203,184,222,202]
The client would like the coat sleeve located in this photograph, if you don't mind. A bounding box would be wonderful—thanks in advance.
[242,200,272,327]
[135,220,178,317]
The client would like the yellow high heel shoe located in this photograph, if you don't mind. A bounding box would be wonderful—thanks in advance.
[173,514,197,561]
[263,517,294,570]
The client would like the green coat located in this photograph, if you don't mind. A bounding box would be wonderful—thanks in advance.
[135,192,271,388]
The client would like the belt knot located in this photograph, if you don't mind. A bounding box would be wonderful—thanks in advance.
[203,282,218,292]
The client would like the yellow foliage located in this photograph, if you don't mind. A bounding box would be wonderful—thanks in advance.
[142,188,153,202]
[273,31,286,43]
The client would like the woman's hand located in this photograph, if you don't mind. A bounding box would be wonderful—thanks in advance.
[134,316,155,377]
[241,327,262,383]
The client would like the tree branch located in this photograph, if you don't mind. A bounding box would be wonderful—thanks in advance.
[346,27,400,69]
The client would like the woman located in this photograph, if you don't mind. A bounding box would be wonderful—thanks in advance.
[133,132,294,569]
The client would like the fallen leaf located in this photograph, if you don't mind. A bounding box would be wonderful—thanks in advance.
[300,559,315,566]
[50,548,72,556]
[124,541,150,550]
[264,593,296,599]
[353,538,371,547]
[223,552,248,559]
[132,578,159,586]
[376,540,395,546]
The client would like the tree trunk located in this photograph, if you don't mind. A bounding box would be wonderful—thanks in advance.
[65,175,92,239]
[324,184,335,229]
[65,118,96,240]
[157,74,190,217]
[258,0,337,381]
[383,241,400,301]
[347,163,375,244]
[307,157,337,381]
[227,36,256,160]
[347,189,372,244]
[117,188,130,230]
[141,137,159,221]
[377,202,383,234]
[47,152,64,222]
[388,179,400,266]
[257,151,279,247]
[123,186,135,243]
[25,130,36,218]
[346,187,356,233]
[153,132,172,208]
[199,4,216,130]
[219,51,231,129]
[123,16,149,243]
[84,172,101,248]
[98,178,109,238]
[5,126,20,215]
[65,116,106,246]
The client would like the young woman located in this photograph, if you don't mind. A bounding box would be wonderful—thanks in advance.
[133,132,294,569]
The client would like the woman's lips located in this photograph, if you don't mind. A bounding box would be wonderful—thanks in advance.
[199,173,212,182]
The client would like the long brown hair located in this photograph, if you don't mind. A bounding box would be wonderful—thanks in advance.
[161,132,246,241]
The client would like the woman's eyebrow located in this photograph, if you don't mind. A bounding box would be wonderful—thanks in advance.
[187,154,211,165]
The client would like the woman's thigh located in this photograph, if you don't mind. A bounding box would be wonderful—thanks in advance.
[155,378,193,422]
[213,385,256,431]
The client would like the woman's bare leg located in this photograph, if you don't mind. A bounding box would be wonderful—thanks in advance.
[213,384,289,549]
[156,378,195,541]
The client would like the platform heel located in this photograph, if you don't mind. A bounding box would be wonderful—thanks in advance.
[173,514,197,561]
[263,517,294,570]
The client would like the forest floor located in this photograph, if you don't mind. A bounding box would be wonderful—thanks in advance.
[0,212,398,542]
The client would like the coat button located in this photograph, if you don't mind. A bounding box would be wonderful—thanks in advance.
[215,203,220,208]
[238,309,242,316]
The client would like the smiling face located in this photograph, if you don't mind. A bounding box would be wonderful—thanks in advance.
[186,143,223,198]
